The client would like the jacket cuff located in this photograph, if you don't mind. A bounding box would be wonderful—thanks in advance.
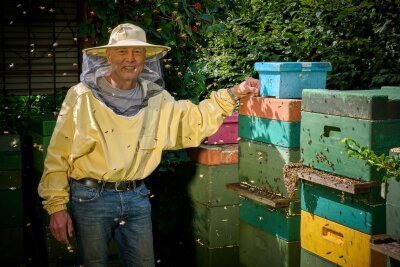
[46,204,68,215]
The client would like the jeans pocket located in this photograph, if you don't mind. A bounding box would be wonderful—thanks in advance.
[135,183,150,197]
[70,181,100,203]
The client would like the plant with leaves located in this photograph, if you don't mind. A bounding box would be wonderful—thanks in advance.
[341,137,400,196]
[199,0,400,91]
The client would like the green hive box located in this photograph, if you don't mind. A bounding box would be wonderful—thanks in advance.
[301,181,386,234]
[193,202,239,248]
[387,203,400,240]
[0,134,21,152]
[238,115,300,148]
[301,111,400,181]
[29,116,57,173]
[302,89,400,120]
[300,248,339,267]
[0,188,23,228]
[0,151,22,170]
[239,138,301,198]
[30,131,52,172]
[0,134,21,170]
[239,198,300,241]
[0,140,23,228]
[381,86,400,92]
[0,169,22,189]
[0,227,25,265]
[195,242,239,267]
[188,163,239,206]
[239,220,300,267]
[29,115,57,136]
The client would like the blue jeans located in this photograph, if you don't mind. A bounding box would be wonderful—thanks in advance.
[70,179,155,267]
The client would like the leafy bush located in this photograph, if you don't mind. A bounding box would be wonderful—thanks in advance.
[0,95,64,133]
[199,0,400,91]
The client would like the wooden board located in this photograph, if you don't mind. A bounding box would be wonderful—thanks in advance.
[297,166,380,194]
[370,236,400,261]
[226,182,291,207]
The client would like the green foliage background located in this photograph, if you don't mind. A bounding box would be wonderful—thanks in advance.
[200,0,400,91]
[1,1,399,266]
[79,0,400,98]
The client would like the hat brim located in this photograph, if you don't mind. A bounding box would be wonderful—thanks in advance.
[82,40,171,58]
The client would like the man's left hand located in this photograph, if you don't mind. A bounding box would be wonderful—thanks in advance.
[230,78,260,99]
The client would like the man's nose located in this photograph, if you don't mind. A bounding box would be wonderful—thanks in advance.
[126,50,136,61]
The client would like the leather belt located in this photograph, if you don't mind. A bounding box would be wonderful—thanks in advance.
[72,177,143,192]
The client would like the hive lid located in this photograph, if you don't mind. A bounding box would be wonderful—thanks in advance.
[254,62,332,72]
[302,89,400,119]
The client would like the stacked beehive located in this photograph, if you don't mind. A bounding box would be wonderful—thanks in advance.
[0,133,24,265]
[299,87,400,266]
[231,62,332,267]
[187,113,240,267]
[370,86,400,266]
[28,115,78,265]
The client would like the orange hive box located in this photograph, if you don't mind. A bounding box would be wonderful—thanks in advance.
[187,144,238,166]
[239,96,301,122]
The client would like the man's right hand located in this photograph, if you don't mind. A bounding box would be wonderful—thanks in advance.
[49,210,74,245]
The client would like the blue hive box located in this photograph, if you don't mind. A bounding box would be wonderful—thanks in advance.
[254,62,332,99]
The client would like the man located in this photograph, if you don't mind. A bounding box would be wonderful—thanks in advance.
[38,23,259,267]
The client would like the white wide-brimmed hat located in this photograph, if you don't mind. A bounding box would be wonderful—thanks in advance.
[83,23,171,57]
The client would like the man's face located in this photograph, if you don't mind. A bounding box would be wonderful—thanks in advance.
[106,47,146,85]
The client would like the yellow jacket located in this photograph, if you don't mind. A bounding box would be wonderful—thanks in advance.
[38,80,235,215]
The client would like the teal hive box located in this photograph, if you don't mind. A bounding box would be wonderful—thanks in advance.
[238,115,300,148]
[238,139,301,198]
[239,220,300,267]
[254,62,332,99]
[301,181,386,234]
[240,198,300,241]
[301,111,400,181]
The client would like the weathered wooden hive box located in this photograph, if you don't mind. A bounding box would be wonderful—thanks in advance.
[301,88,400,181]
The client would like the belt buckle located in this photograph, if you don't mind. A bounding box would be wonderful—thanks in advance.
[114,182,125,192]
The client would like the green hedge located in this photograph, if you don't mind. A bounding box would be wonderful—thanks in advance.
[199,0,400,92]
[80,0,400,96]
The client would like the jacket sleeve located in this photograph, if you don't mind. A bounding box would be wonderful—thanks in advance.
[37,88,77,215]
[159,88,236,150]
